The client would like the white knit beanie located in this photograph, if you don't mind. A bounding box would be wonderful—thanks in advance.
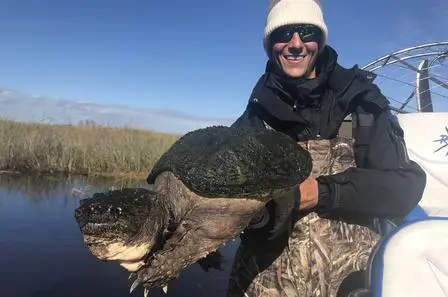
[263,0,328,55]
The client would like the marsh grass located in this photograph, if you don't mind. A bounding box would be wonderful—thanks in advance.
[0,119,178,178]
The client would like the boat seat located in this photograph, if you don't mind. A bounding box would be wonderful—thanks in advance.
[366,112,448,297]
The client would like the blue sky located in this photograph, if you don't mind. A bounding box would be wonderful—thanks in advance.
[0,0,447,126]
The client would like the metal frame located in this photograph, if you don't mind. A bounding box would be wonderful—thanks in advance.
[361,42,448,73]
[360,42,448,113]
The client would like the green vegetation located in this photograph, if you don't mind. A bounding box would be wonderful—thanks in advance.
[0,119,179,178]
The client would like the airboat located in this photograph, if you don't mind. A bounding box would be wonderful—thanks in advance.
[344,42,448,297]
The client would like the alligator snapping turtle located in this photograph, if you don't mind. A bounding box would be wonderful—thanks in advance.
[74,125,312,296]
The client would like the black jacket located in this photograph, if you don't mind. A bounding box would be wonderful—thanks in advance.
[231,46,426,226]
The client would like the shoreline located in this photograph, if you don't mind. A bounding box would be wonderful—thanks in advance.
[0,169,149,181]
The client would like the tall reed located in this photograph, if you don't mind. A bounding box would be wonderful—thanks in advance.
[0,119,179,178]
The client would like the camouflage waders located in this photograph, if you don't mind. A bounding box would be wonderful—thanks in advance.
[227,136,380,297]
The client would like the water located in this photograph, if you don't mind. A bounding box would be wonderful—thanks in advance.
[0,174,239,297]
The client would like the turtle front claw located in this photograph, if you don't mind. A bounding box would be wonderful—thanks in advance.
[128,261,173,296]
[129,276,141,293]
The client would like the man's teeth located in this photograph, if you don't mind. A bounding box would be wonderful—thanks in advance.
[286,56,303,60]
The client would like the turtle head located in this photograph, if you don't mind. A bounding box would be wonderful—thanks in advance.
[74,188,172,272]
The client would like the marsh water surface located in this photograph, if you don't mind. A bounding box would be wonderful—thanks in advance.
[0,174,238,297]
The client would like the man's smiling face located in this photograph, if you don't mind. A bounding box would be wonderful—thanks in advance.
[270,24,321,79]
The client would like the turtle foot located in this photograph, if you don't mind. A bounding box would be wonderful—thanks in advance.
[196,250,226,272]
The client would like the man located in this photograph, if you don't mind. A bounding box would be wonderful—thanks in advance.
[231,0,426,235]
[227,0,427,296]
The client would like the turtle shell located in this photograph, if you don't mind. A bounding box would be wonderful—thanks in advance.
[146,126,312,200]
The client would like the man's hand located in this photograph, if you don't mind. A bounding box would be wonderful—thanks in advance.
[298,176,319,211]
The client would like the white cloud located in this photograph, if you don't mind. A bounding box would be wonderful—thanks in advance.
[0,87,236,134]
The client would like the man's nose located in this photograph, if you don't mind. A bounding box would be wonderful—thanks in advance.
[288,32,304,54]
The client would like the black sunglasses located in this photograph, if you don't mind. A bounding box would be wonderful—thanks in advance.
[270,24,322,44]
